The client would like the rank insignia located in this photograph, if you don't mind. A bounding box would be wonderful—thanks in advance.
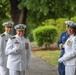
[67,40,72,46]
[25,43,29,49]
[10,36,15,39]
[14,40,20,44]
[1,34,5,37]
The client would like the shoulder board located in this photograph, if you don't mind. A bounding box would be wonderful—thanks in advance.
[10,36,16,39]
[1,34,5,37]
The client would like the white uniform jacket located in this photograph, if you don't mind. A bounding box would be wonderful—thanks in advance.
[5,35,31,71]
[59,35,76,66]
[0,32,11,66]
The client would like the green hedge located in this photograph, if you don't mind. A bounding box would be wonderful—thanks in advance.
[33,26,58,47]
[71,16,76,22]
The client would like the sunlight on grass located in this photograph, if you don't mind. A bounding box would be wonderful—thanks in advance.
[33,50,60,67]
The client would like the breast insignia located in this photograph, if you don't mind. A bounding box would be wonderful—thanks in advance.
[1,34,5,37]
[67,40,72,46]
[14,40,20,44]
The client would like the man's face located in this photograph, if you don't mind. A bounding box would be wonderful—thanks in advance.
[16,30,25,37]
[5,27,12,34]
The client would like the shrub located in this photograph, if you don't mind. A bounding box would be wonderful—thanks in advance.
[71,16,76,22]
[33,26,58,49]
[41,18,68,41]
[42,19,55,26]
[55,18,67,34]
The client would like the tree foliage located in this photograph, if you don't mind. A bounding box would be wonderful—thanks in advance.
[19,0,76,20]
[1,0,76,24]
[1,0,76,34]
[0,0,10,33]
[18,0,76,35]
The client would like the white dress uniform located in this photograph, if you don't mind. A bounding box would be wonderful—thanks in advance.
[59,34,76,75]
[0,21,14,75]
[0,32,12,75]
[5,24,31,75]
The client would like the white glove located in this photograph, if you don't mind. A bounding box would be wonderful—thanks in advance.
[5,45,22,55]
[58,57,64,63]
[13,45,22,53]
[59,44,64,49]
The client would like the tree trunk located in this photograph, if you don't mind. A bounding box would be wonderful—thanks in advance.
[45,44,48,50]
[9,0,28,35]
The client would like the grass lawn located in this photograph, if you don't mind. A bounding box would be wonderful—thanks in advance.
[33,50,60,67]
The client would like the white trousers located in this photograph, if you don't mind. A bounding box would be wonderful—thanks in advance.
[0,66,9,75]
[9,69,25,75]
[65,65,76,75]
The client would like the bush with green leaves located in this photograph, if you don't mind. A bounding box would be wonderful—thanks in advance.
[33,26,58,48]
[42,19,56,26]
[41,18,68,41]
[71,16,76,22]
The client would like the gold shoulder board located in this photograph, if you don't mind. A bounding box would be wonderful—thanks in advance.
[10,36,16,39]
[1,34,5,37]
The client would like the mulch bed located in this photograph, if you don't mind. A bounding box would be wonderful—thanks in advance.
[32,47,60,51]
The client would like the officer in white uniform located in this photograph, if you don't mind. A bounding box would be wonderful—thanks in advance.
[0,21,14,75]
[5,24,31,75]
[58,22,76,75]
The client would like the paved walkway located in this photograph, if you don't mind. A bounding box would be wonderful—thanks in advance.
[25,53,58,75]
